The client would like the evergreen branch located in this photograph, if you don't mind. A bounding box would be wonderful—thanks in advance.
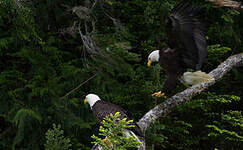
[60,73,97,100]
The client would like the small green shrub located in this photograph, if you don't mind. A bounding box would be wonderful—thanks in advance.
[45,124,72,150]
[91,112,141,150]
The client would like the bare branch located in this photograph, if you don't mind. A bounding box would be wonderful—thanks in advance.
[58,21,79,38]
[103,11,124,33]
[60,73,97,100]
[78,22,100,56]
[90,0,99,11]
[206,0,243,9]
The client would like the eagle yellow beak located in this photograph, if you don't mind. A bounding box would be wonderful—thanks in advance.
[84,98,87,104]
[147,59,152,67]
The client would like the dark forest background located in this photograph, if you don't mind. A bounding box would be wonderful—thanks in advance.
[0,0,242,149]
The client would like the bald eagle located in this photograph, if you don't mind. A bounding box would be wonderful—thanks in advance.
[84,94,143,138]
[147,1,212,97]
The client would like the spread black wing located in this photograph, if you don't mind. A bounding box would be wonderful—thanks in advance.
[165,1,208,70]
[92,100,143,137]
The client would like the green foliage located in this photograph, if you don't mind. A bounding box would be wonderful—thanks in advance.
[13,109,42,126]
[207,110,243,142]
[221,9,240,24]
[45,124,72,150]
[147,93,242,149]
[91,112,141,150]
[12,108,42,149]
[205,44,232,70]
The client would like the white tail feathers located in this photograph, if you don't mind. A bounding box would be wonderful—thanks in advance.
[123,129,143,149]
[181,71,214,85]
[123,129,141,142]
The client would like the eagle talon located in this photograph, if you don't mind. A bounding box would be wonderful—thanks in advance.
[152,91,167,98]
[102,136,113,149]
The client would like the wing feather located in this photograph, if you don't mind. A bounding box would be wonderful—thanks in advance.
[165,1,208,70]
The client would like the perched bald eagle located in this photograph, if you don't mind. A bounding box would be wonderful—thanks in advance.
[84,94,143,138]
[147,1,213,97]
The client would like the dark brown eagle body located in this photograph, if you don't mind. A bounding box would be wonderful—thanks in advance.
[159,48,186,93]
[159,1,209,94]
[92,100,143,137]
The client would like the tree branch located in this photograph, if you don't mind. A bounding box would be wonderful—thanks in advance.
[60,73,97,100]
[93,53,243,150]
[206,0,243,9]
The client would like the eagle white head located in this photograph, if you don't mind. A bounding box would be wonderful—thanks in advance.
[147,50,160,67]
[84,94,101,109]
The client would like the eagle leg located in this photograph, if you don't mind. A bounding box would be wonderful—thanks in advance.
[152,91,167,98]
[102,136,113,149]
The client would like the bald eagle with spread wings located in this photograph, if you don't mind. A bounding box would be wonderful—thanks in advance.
[147,1,213,97]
